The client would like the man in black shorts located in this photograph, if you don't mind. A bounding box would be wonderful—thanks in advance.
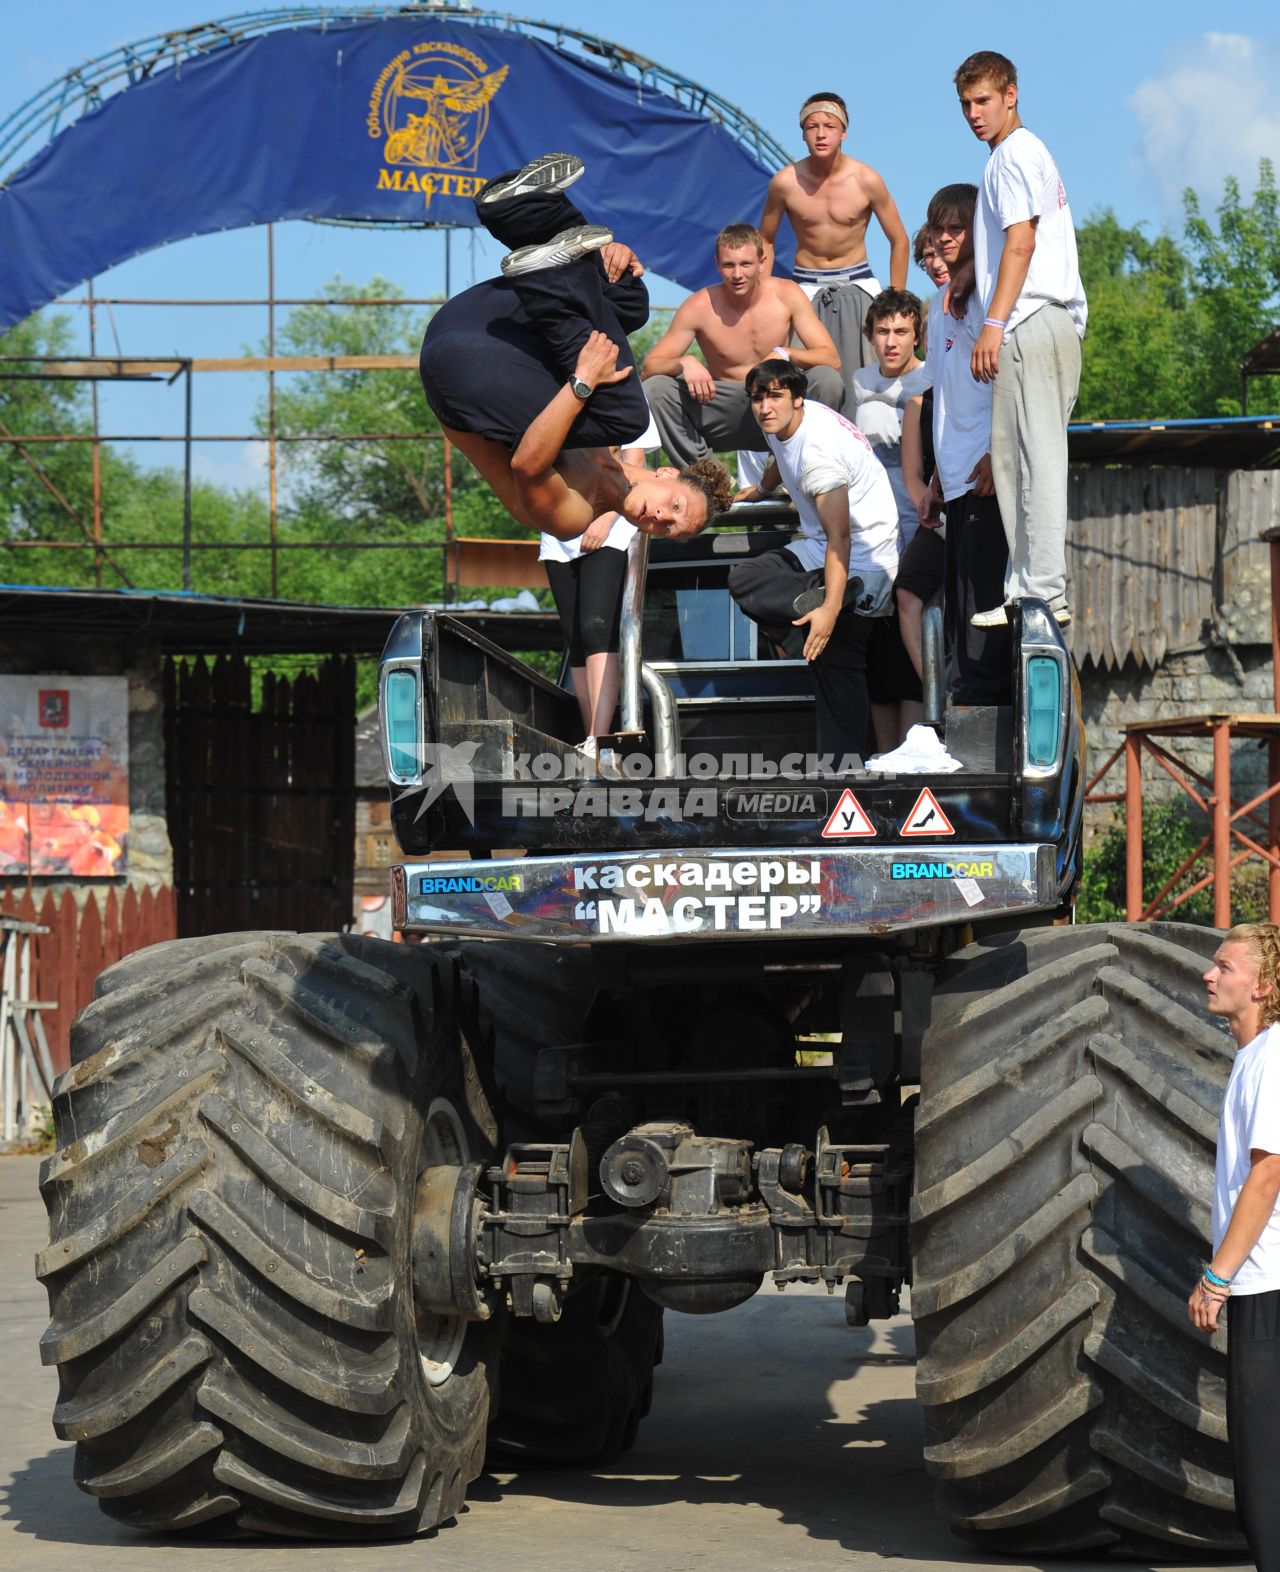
[418,152,732,543]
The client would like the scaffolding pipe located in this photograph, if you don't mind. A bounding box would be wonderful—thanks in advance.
[87,278,104,588]
[182,362,193,592]
[267,223,279,597]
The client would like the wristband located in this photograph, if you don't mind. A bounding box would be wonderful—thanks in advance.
[983,316,1007,330]
[1204,1266,1233,1288]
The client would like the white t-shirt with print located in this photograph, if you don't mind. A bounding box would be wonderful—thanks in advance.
[924,289,992,504]
[974,127,1087,338]
[1213,1023,1280,1294]
[765,402,900,616]
[538,412,660,564]
[851,361,932,548]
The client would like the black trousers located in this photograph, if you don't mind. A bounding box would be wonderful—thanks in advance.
[418,175,651,449]
[728,548,873,760]
[944,490,1013,706]
[1229,1289,1280,1571]
[545,545,629,665]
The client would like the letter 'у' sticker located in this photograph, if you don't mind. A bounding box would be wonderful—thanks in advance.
[821,788,876,839]
[900,788,955,837]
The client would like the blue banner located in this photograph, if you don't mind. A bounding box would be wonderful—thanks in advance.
[0,18,791,330]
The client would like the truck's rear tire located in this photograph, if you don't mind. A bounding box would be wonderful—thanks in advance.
[912,923,1244,1557]
[487,1272,663,1463]
[457,941,665,1464]
[39,933,498,1540]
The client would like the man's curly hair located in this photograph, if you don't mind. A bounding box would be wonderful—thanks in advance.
[679,457,735,529]
[1225,923,1280,1027]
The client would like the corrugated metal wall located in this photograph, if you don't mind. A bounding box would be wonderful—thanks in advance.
[1066,468,1278,670]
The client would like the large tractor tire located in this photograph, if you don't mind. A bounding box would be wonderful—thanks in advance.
[912,923,1244,1557]
[457,941,665,1464]
[38,932,499,1539]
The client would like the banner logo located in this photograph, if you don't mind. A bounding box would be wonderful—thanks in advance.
[368,40,508,210]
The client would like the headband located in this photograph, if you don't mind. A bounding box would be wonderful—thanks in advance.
[800,100,848,129]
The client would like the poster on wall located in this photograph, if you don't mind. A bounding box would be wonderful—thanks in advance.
[0,676,130,876]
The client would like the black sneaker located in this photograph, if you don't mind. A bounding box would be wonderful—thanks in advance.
[479,153,584,205]
[501,224,613,277]
[792,575,864,620]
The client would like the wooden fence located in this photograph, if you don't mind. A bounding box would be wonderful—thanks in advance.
[165,654,355,937]
[0,884,176,1078]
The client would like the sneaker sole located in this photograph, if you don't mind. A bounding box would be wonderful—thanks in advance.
[792,575,864,620]
[480,153,584,205]
[501,225,613,277]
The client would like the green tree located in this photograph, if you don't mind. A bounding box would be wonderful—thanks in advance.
[1074,162,1280,422]
[0,312,99,566]
[1183,159,1280,414]
[1074,212,1197,420]
[258,275,514,607]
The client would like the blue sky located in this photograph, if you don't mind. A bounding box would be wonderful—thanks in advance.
[3,0,1278,492]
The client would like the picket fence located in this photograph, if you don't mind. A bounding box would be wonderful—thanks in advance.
[0,884,177,1079]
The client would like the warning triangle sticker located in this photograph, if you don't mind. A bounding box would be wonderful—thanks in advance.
[821,788,876,839]
[900,788,955,837]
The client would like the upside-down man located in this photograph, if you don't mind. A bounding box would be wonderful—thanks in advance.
[418,153,732,544]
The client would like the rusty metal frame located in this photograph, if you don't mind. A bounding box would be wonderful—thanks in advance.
[1084,530,1280,926]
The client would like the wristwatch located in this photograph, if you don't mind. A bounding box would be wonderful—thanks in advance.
[569,376,594,401]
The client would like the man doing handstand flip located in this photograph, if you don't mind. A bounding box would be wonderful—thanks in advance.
[419,153,733,543]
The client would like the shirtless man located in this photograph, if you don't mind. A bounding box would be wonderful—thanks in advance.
[419,153,733,543]
[641,222,844,467]
[760,92,910,388]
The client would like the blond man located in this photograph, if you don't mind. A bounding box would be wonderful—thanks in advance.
[1195,924,1280,1568]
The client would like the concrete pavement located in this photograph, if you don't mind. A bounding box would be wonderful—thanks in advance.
[0,1153,1246,1571]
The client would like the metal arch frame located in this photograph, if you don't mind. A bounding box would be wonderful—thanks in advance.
[0,5,790,189]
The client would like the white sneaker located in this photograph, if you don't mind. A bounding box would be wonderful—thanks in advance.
[479,153,584,205]
[501,224,613,276]
[970,599,1073,629]
[574,736,598,758]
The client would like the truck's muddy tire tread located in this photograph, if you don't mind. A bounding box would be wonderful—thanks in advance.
[913,923,1243,1557]
[458,941,665,1464]
[40,933,496,1540]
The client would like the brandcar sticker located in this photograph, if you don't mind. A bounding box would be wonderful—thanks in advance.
[900,788,954,837]
[419,872,524,894]
[821,788,876,839]
[890,860,994,879]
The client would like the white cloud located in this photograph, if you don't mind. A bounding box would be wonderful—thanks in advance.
[191,440,271,494]
[1129,34,1280,212]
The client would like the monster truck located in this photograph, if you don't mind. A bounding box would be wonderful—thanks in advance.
[39,508,1239,1556]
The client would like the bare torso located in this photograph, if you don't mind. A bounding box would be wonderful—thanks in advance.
[442,425,626,529]
[775,154,879,270]
[691,278,807,379]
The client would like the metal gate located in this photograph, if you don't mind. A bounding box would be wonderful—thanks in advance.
[165,653,356,937]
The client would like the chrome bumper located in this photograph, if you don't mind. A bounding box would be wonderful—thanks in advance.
[392,843,1059,943]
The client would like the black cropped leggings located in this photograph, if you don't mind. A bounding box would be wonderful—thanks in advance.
[544,545,629,666]
[1229,1288,1280,1571]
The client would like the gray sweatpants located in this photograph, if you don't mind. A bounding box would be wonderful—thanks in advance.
[990,303,1081,606]
[644,365,845,467]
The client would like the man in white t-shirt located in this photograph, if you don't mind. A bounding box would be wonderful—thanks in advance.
[852,288,932,750]
[730,359,899,759]
[955,51,1086,629]
[915,183,1012,705]
[1194,924,1280,1568]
